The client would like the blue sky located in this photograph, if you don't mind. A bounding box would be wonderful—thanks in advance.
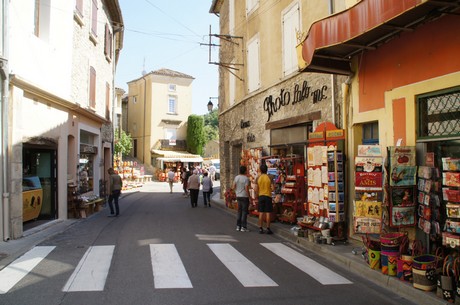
[115,0,219,115]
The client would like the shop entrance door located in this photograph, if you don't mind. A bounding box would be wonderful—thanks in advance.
[23,148,57,220]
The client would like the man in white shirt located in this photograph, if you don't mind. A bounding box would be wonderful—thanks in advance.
[208,164,216,181]
[167,168,175,193]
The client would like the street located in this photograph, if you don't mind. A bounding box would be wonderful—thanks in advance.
[0,182,417,305]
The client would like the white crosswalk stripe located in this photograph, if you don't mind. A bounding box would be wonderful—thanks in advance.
[62,245,115,292]
[208,243,278,287]
[150,244,193,288]
[261,243,352,285]
[0,242,352,293]
[0,246,55,294]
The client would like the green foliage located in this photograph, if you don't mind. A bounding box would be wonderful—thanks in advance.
[203,109,219,143]
[187,115,205,155]
[204,125,218,143]
[114,129,133,156]
[203,108,218,128]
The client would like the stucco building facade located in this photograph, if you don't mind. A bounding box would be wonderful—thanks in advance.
[2,0,123,241]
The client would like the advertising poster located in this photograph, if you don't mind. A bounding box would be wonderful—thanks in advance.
[390,166,417,186]
[390,206,416,227]
[354,217,381,234]
[354,200,382,218]
[389,146,416,167]
[355,157,383,173]
[355,172,383,190]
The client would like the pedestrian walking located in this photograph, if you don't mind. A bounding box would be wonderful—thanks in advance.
[201,171,213,207]
[107,167,123,217]
[187,169,200,208]
[232,165,250,232]
[167,168,175,194]
[208,164,216,181]
[255,163,274,234]
[181,167,189,197]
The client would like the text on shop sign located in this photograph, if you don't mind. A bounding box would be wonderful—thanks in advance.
[263,81,328,122]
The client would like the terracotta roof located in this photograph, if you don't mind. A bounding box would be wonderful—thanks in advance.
[151,68,195,79]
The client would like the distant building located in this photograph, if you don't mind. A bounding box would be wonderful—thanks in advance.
[204,139,220,159]
[126,68,202,178]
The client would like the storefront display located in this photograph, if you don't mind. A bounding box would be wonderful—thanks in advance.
[353,145,384,234]
[442,157,460,248]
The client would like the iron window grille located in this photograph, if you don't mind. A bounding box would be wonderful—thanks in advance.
[417,87,460,140]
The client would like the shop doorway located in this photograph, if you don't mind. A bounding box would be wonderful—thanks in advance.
[23,146,57,222]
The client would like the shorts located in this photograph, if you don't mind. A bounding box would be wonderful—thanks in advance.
[258,195,273,213]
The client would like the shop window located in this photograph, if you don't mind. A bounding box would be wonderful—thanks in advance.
[362,122,379,145]
[417,87,460,139]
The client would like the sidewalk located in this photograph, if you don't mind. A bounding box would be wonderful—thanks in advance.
[210,191,445,305]
[0,182,446,305]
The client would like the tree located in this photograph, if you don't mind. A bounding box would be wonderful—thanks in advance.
[203,109,219,143]
[187,115,205,155]
[114,129,133,156]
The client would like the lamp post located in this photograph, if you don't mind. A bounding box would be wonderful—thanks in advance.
[208,97,218,113]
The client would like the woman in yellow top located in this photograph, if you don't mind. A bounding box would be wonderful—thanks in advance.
[255,164,274,234]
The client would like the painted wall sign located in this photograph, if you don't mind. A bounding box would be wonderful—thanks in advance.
[263,81,328,122]
[247,133,256,142]
[240,120,251,128]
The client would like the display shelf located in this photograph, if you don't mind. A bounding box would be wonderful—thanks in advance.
[278,175,305,224]
[441,157,460,248]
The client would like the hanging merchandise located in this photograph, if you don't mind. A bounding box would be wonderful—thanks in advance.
[353,145,384,234]
[417,163,442,243]
[442,158,460,248]
[388,146,417,228]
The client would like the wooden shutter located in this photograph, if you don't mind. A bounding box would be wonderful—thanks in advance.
[282,3,300,76]
[89,67,96,109]
[247,35,260,93]
[91,0,98,36]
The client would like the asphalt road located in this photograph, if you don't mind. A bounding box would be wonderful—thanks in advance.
[0,183,418,305]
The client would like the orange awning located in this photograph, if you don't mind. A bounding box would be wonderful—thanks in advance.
[298,0,460,75]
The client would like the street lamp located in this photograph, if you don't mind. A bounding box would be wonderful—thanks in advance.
[207,100,213,112]
[207,97,218,112]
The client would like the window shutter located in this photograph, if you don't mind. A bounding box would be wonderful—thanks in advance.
[91,0,98,36]
[90,67,96,109]
[247,36,260,93]
[106,82,110,119]
[75,0,83,16]
[282,4,300,76]
[104,24,112,59]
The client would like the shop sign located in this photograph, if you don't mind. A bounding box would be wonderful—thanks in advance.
[80,144,97,154]
[355,172,383,188]
[263,80,328,122]
[326,129,345,140]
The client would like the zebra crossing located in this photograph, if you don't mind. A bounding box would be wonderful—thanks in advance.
[0,242,352,294]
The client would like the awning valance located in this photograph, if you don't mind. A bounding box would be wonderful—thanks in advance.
[298,0,460,75]
[152,149,203,163]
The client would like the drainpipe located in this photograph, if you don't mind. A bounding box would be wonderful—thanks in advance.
[2,0,10,241]
[329,0,336,125]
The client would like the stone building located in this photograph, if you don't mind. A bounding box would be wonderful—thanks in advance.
[209,0,350,194]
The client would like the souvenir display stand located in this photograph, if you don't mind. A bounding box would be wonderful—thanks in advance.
[353,145,384,235]
[299,122,347,242]
[417,156,442,250]
[442,158,460,248]
[275,157,306,224]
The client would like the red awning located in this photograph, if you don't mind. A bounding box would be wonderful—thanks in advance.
[298,0,460,75]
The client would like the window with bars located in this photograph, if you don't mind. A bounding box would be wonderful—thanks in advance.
[417,87,460,139]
